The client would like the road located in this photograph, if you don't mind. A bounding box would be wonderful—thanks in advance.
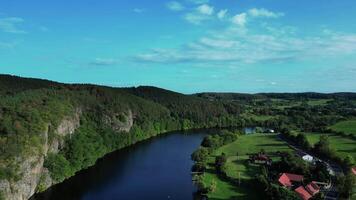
[277,134,343,200]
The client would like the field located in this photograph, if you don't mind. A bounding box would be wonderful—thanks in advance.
[303,132,356,160]
[202,134,293,199]
[240,113,275,121]
[330,119,356,136]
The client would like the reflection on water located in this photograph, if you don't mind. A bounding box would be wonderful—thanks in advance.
[31,131,207,200]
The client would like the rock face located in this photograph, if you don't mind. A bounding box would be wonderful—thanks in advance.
[0,109,82,200]
[103,110,133,133]
[0,108,134,200]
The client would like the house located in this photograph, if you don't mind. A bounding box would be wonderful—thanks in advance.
[265,129,275,133]
[305,181,320,196]
[302,154,314,163]
[249,153,272,165]
[295,186,312,200]
[352,167,356,176]
[278,173,304,188]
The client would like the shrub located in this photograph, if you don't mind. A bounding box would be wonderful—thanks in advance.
[44,153,73,182]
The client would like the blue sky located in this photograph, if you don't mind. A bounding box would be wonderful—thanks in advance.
[0,0,356,93]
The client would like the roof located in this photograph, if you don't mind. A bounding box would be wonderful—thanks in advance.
[278,173,304,187]
[256,155,270,161]
[305,181,320,196]
[295,186,312,200]
[352,167,356,176]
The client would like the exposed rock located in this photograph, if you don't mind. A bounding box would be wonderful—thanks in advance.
[103,110,133,133]
[48,108,81,154]
[0,107,135,200]
[0,156,44,200]
[0,109,81,200]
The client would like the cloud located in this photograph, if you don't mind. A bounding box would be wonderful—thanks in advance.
[217,9,228,19]
[186,0,209,4]
[166,1,185,11]
[248,8,284,18]
[197,4,214,15]
[184,4,214,24]
[231,13,247,26]
[184,12,211,25]
[89,58,117,66]
[133,8,145,13]
[133,23,356,66]
[0,17,27,34]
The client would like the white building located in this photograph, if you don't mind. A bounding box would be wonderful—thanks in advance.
[302,154,314,162]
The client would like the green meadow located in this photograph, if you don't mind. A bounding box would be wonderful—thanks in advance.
[330,119,356,136]
[202,134,293,199]
[303,132,356,160]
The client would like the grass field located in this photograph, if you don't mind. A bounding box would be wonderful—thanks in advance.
[303,132,356,160]
[202,134,293,199]
[307,99,332,106]
[330,119,356,136]
[240,113,275,121]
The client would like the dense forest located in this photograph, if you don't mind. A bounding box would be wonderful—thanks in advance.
[0,74,356,200]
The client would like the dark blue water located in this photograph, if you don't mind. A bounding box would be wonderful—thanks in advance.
[32,131,206,200]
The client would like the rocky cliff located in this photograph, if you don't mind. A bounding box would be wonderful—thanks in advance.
[0,106,135,200]
[0,109,83,200]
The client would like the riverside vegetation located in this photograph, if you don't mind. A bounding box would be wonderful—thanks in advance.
[0,75,356,200]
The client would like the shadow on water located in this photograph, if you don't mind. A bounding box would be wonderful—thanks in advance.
[31,130,209,200]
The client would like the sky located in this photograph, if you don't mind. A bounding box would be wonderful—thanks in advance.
[0,0,356,93]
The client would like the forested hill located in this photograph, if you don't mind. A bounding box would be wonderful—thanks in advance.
[0,74,246,200]
[0,74,61,94]
[196,92,356,101]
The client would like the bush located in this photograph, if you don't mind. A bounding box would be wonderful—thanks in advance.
[44,153,73,182]
[191,148,210,163]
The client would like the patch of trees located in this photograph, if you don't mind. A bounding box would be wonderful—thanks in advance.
[282,132,311,151]
[191,130,238,194]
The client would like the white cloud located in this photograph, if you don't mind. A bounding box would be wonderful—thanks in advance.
[133,24,356,66]
[0,17,27,34]
[184,13,210,24]
[186,0,209,4]
[197,4,214,15]
[217,9,228,19]
[248,8,284,18]
[133,8,145,13]
[166,1,185,11]
[231,13,247,26]
[89,58,117,66]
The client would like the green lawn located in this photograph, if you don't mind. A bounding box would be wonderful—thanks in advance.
[307,99,332,106]
[202,134,293,199]
[240,113,274,121]
[303,132,356,160]
[330,119,356,136]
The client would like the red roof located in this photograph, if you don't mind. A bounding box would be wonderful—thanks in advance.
[256,155,270,161]
[278,173,304,187]
[305,181,320,196]
[352,167,356,176]
[295,186,312,200]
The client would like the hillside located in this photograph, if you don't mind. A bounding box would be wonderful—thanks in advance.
[0,75,244,200]
[0,74,356,200]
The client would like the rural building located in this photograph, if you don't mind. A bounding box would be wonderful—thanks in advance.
[302,154,314,163]
[278,173,304,188]
[305,181,320,196]
[352,167,356,176]
[295,186,312,200]
[294,182,320,200]
[249,153,272,165]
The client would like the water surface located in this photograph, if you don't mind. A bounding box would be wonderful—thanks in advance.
[32,131,206,200]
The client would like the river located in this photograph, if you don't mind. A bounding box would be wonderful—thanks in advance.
[31,131,207,200]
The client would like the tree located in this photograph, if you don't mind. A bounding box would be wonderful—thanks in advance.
[343,155,354,167]
[191,148,209,163]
